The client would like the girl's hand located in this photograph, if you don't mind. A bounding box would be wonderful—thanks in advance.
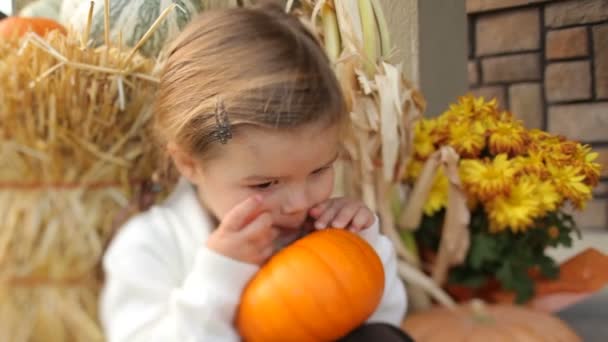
[309,197,375,232]
[206,195,279,265]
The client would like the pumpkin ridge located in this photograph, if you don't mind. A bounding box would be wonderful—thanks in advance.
[316,231,378,306]
[288,243,353,338]
[263,259,321,342]
[336,229,385,281]
[237,266,284,341]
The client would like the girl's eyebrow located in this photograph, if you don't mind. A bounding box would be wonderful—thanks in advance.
[244,152,339,182]
[244,175,275,182]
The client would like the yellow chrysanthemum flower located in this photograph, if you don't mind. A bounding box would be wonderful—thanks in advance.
[424,167,449,216]
[488,120,528,156]
[522,174,562,215]
[479,110,503,131]
[486,177,542,233]
[431,114,450,142]
[450,95,499,120]
[543,140,579,167]
[447,121,486,158]
[529,130,565,154]
[573,144,602,187]
[413,120,437,159]
[512,152,549,179]
[547,164,592,209]
[460,154,516,201]
[404,159,425,182]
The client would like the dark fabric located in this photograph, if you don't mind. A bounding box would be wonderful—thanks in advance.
[338,323,415,342]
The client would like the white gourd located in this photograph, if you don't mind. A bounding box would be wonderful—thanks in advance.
[19,0,62,20]
[66,0,205,57]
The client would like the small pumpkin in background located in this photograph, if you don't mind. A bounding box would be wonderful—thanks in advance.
[402,300,581,342]
[237,228,385,342]
[0,16,66,39]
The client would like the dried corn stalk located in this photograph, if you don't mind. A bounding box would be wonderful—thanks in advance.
[292,0,456,309]
[400,146,471,285]
[0,3,165,339]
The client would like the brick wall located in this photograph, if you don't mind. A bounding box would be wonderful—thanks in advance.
[467,0,608,230]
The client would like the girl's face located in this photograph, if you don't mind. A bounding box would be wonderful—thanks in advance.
[190,121,340,237]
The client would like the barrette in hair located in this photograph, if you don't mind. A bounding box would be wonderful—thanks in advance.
[212,97,232,144]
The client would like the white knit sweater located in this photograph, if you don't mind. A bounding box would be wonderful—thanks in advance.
[100,178,407,342]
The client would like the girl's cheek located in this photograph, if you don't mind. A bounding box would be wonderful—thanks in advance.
[310,171,335,205]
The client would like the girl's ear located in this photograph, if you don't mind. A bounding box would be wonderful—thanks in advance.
[167,142,204,184]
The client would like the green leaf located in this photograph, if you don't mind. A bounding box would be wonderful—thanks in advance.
[496,259,535,303]
[469,233,500,270]
[450,272,488,288]
[537,255,559,279]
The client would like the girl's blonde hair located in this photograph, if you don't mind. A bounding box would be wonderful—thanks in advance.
[153,3,346,165]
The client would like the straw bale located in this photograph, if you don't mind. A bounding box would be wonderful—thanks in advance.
[0,25,161,341]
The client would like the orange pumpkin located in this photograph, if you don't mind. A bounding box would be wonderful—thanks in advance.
[0,17,66,39]
[489,249,608,312]
[237,228,385,342]
[402,300,581,341]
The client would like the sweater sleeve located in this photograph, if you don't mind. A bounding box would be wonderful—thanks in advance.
[357,216,408,326]
[99,216,258,342]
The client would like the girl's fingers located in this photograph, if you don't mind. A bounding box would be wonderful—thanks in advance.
[258,245,275,263]
[221,195,264,232]
[350,208,373,232]
[331,203,361,228]
[315,200,344,229]
[309,200,332,218]
[242,212,273,239]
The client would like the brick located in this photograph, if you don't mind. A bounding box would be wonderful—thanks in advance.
[482,53,541,83]
[545,0,608,28]
[546,27,589,60]
[596,147,608,178]
[466,0,547,13]
[594,23,608,99]
[468,60,479,86]
[545,61,592,102]
[471,86,507,108]
[566,199,608,231]
[594,182,608,197]
[548,102,608,141]
[476,8,540,55]
[509,83,543,129]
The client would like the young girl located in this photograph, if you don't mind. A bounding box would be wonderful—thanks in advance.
[100,4,411,342]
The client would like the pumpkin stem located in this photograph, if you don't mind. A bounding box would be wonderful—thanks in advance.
[470,299,495,324]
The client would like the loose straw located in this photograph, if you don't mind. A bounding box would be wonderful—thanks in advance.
[81,1,95,50]
[121,3,177,68]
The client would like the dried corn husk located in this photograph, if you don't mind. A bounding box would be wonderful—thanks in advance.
[400,146,470,284]
[294,1,457,309]
[0,4,164,339]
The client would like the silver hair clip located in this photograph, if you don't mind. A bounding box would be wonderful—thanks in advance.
[212,98,232,144]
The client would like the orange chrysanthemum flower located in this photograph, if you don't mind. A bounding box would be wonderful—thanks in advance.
[447,121,486,158]
[488,120,528,156]
[460,154,516,201]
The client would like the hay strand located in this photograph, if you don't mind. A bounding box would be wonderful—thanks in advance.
[103,0,110,49]
[121,3,177,68]
[81,1,95,50]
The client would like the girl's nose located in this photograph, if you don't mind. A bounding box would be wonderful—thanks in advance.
[281,187,309,215]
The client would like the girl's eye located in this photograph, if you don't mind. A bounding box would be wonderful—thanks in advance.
[252,180,277,190]
[312,166,330,175]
